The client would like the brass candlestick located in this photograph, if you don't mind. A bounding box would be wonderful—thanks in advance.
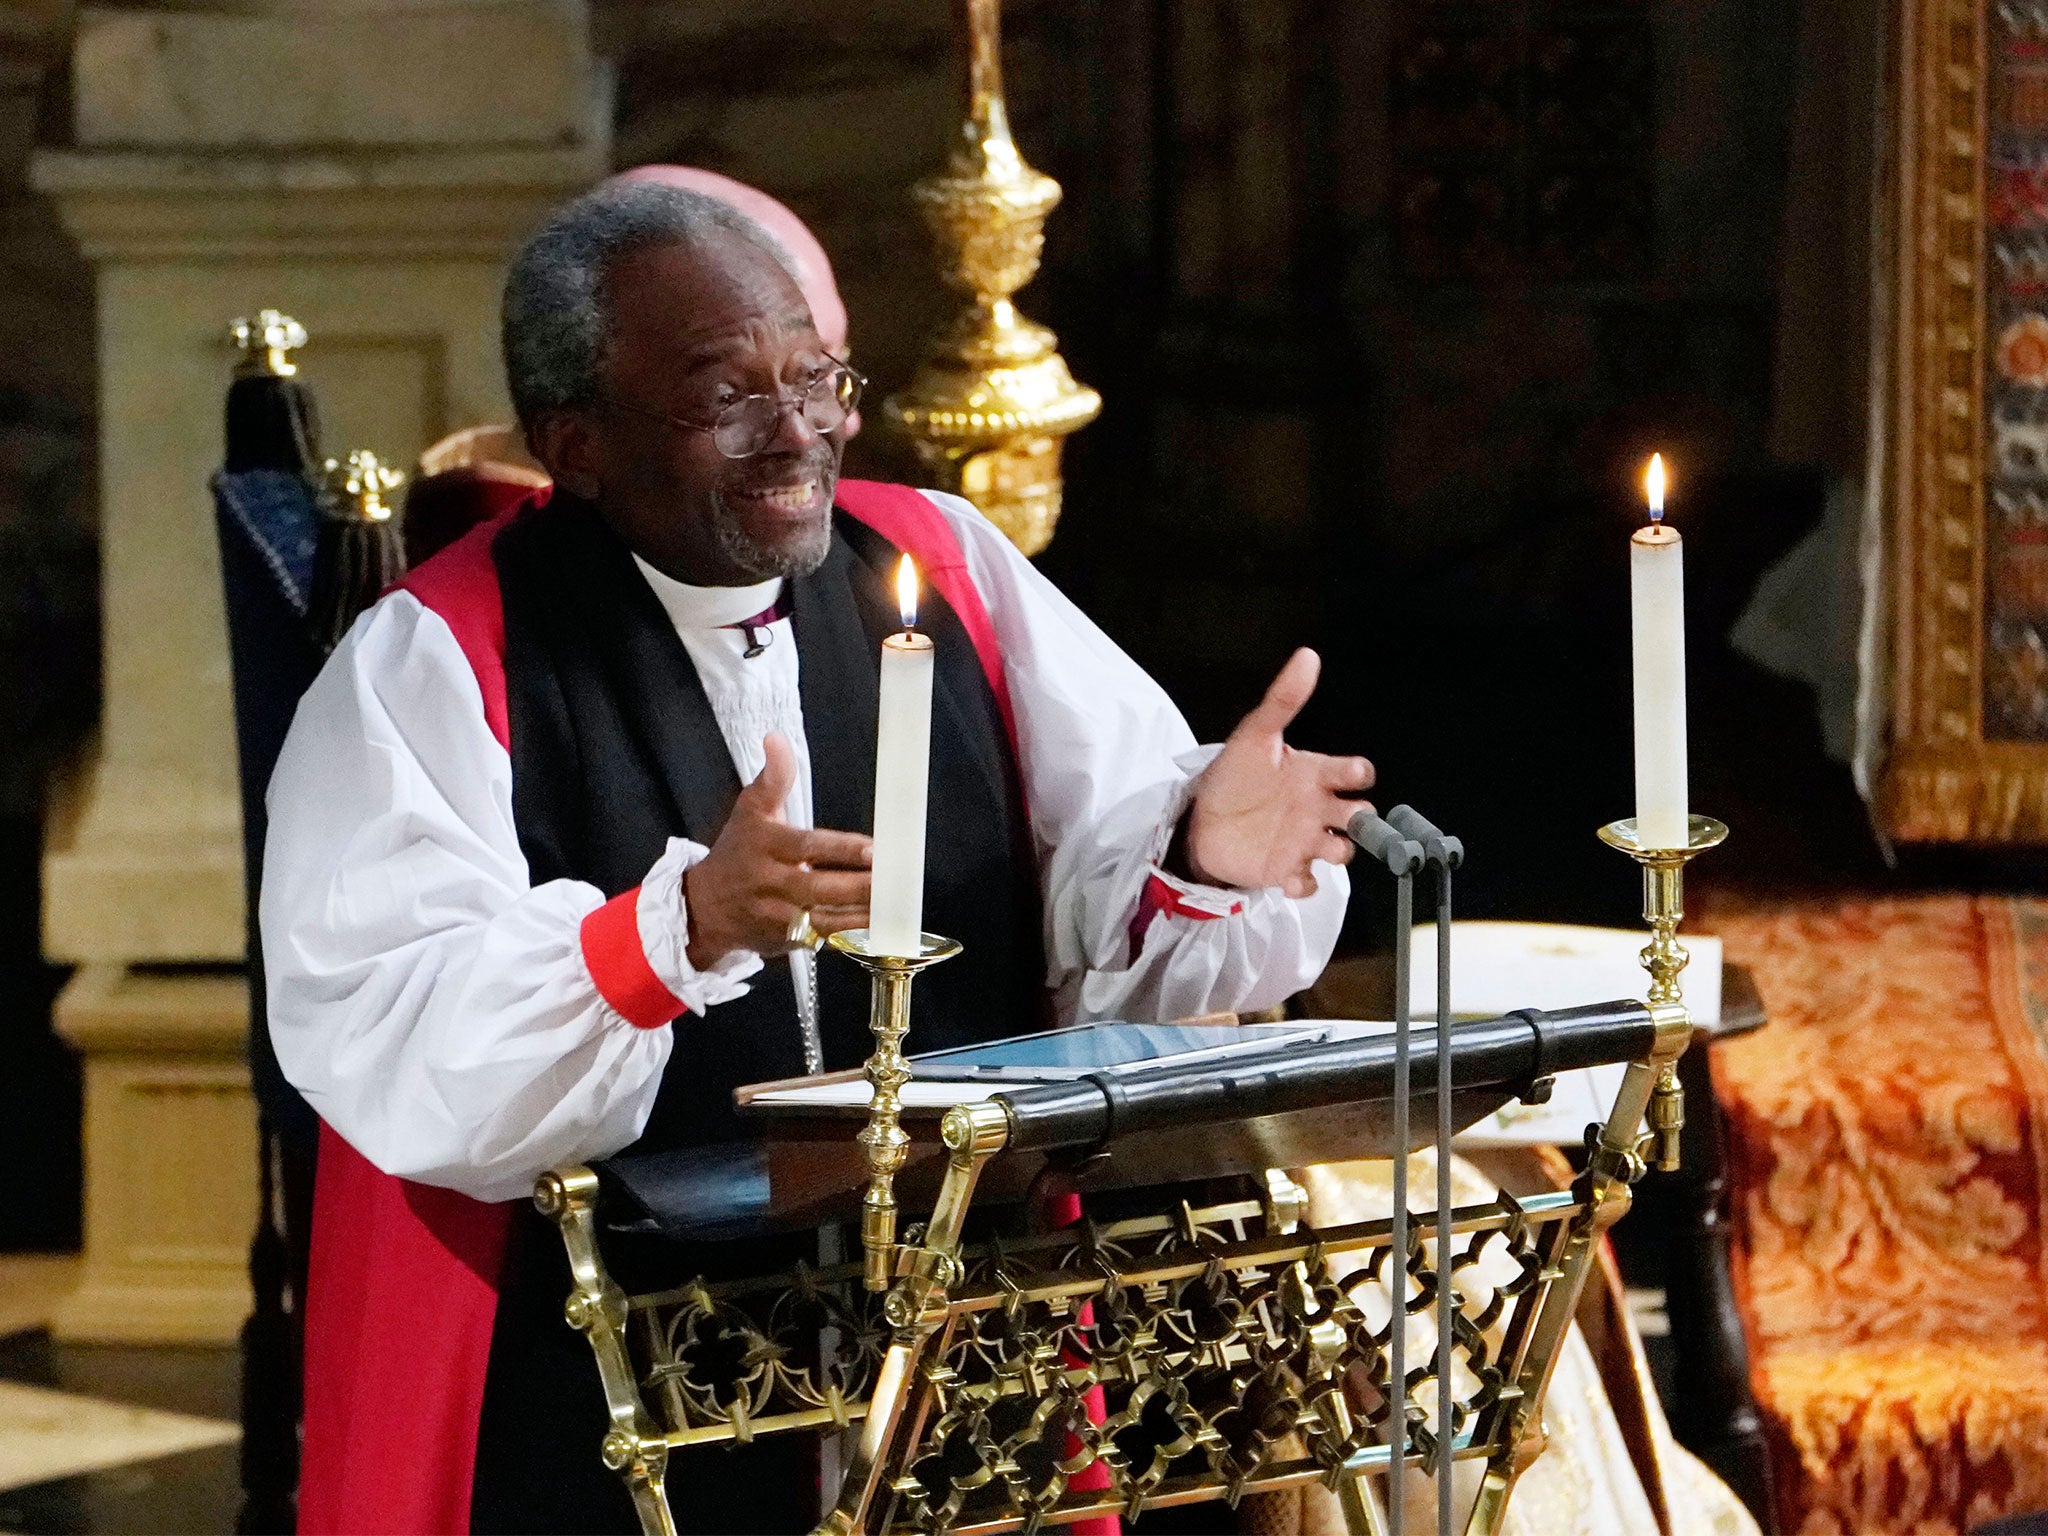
[1596,814,1728,1172]
[826,928,963,1291]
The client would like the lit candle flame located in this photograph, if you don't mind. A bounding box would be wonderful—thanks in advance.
[896,554,919,630]
[1646,453,1666,523]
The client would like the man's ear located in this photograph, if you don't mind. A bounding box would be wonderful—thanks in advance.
[530,408,604,500]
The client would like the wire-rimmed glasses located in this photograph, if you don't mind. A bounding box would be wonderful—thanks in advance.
[600,360,865,459]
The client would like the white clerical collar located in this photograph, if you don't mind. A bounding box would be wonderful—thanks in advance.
[631,553,785,631]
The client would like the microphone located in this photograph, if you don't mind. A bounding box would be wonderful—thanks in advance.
[1385,804,1464,870]
[1343,799,1423,1517]
[1345,806,1424,875]
[1385,801,1462,1536]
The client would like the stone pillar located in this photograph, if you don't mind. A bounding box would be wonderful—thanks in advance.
[34,0,608,1341]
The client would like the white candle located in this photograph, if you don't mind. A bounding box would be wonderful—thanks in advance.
[870,556,934,955]
[1631,454,1689,849]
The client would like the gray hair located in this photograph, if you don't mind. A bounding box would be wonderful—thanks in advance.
[501,180,797,432]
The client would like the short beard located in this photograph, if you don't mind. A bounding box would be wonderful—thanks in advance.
[710,505,832,580]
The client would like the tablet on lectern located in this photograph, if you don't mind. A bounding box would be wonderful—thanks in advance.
[906,1021,1327,1081]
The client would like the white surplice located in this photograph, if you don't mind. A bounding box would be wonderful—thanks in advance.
[261,490,1349,1202]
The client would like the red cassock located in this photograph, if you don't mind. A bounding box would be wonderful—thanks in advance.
[294,480,1117,1536]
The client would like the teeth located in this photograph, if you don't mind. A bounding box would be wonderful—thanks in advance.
[741,480,816,512]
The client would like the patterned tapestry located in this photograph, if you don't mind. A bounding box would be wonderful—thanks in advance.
[1986,8,2048,737]
[1706,893,2048,1534]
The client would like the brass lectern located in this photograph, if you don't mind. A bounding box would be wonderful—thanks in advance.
[537,987,1692,1534]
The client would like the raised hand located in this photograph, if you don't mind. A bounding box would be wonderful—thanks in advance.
[683,732,873,969]
[1183,648,1375,898]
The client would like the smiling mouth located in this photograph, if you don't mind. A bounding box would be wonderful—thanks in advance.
[728,479,821,516]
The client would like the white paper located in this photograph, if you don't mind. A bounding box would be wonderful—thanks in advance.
[1408,921,1720,1025]
[1408,921,1720,1147]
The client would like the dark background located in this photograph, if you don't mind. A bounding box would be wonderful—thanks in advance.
[0,0,1887,1249]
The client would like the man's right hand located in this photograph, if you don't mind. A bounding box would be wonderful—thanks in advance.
[683,732,873,969]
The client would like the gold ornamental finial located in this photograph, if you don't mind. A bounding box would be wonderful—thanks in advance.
[320,450,405,523]
[229,309,308,378]
[883,0,1101,556]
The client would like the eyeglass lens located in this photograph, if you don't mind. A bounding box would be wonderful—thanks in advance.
[712,369,860,458]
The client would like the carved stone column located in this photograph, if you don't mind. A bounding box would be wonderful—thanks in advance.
[33,0,608,1341]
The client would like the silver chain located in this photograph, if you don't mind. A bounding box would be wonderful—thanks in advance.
[793,946,824,1076]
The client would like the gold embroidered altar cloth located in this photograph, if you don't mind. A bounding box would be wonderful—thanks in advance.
[1711,893,2048,1534]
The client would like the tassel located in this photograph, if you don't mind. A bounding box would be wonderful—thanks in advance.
[309,451,408,654]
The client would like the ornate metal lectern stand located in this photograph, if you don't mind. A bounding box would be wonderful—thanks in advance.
[536,802,1725,1536]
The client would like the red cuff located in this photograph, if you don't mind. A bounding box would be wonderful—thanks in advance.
[580,887,688,1029]
[1126,872,1245,961]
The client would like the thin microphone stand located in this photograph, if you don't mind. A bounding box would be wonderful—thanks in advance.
[1345,808,1424,1536]
[1388,806,1463,1536]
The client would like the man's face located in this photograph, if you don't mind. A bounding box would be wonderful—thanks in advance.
[541,234,847,585]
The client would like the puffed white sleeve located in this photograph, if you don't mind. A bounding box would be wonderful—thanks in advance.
[931,493,1349,1024]
[260,591,760,1204]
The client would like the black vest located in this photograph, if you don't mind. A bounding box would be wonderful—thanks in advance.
[492,493,1048,1147]
[470,496,1049,1534]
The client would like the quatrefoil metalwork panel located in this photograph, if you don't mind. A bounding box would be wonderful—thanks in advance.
[611,1188,1581,1533]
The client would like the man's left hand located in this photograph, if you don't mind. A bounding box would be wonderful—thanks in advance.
[1183,648,1374,898]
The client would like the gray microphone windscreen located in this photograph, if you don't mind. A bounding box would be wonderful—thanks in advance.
[1346,807,1422,874]
[1386,804,1465,869]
